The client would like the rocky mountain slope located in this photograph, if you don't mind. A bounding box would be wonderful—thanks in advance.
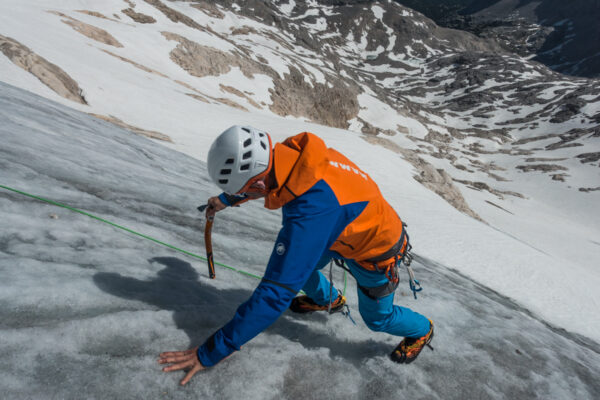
[189,0,600,211]
[394,0,600,78]
[0,0,598,226]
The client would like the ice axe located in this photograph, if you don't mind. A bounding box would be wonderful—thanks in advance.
[197,203,216,279]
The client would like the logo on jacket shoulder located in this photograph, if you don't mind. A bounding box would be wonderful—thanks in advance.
[276,242,286,255]
[329,160,368,180]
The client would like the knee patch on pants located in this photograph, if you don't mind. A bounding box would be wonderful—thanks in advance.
[358,279,399,300]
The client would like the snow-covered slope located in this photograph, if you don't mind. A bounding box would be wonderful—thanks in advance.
[2,81,600,399]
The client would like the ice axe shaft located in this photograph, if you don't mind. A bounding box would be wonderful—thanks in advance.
[198,204,216,279]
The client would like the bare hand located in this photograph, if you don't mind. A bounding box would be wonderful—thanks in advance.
[206,196,226,219]
[158,347,205,386]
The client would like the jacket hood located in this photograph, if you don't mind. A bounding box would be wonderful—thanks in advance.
[265,132,329,210]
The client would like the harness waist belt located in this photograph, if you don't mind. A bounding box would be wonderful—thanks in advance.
[363,228,407,264]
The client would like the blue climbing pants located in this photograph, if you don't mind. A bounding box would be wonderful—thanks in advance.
[300,255,431,339]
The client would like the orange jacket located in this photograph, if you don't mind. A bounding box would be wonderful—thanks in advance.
[265,132,404,265]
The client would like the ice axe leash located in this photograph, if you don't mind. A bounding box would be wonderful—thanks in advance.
[197,204,216,279]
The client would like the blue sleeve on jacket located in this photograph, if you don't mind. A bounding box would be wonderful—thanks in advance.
[197,180,366,367]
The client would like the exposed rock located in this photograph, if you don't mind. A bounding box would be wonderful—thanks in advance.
[424,130,452,144]
[471,159,503,172]
[575,152,600,164]
[269,65,359,129]
[218,84,246,98]
[0,35,87,104]
[447,90,504,112]
[75,10,113,21]
[89,114,172,142]
[122,8,156,23]
[163,32,358,128]
[213,98,248,112]
[231,26,258,35]
[190,1,225,19]
[162,32,265,79]
[358,117,379,136]
[255,54,268,64]
[185,93,210,103]
[357,118,395,136]
[101,49,167,77]
[465,142,495,155]
[396,125,410,135]
[498,148,535,156]
[550,94,586,123]
[525,157,568,162]
[414,166,484,221]
[579,187,600,193]
[453,179,524,199]
[174,79,205,94]
[447,127,467,140]
[361,135,483,221]
[545,142,584,151]
[472,106,495,118]
[261,31,296,52]
[545,128,592,150]
[453,163,473,172]
[512,134,559,145]
[175,80,248,109]
[143,0,207,31]
[220,84,261,108]
[506,83,554,106]
[48,11,123,47]
[516,164,568,173]
[551,174,569,182]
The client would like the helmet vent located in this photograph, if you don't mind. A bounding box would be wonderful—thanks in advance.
[260,141,267,150]
[242,127,250,133]
[219,179,228,184]
[220,168,232,175]
[259,132,265,137]
[240,163,250,171]
[243,138,252,147]
[225,158,234,164]
[242,151,252,160]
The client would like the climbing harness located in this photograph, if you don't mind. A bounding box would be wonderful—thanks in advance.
[336,224,423,301]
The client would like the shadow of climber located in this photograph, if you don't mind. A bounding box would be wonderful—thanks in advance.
[93,256,389,365]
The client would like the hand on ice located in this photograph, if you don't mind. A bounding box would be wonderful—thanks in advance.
[158,347,205,386]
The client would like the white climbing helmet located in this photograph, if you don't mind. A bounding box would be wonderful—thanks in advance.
[207,125,272,194]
